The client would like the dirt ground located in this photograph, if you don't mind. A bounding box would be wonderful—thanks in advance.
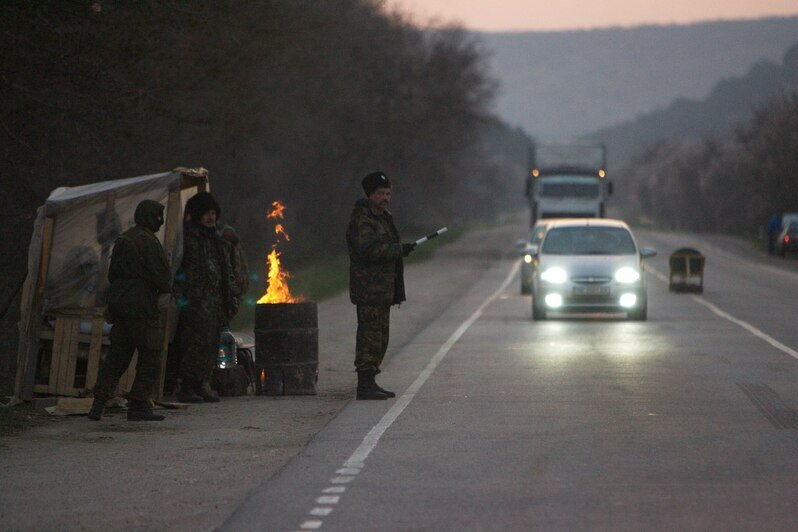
[0,220,523,531]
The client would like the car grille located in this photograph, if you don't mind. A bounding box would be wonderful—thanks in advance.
[571,276,612,284]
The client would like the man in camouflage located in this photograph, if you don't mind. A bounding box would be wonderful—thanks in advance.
[174,191,238,403]
[88,199,172,421]
[347,171,416,400]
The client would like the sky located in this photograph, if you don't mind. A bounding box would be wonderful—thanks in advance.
[384,0,798,32]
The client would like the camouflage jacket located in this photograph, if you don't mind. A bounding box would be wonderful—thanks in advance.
[174,220,236,321]
[107,202,172,320]
[346,198,406,306]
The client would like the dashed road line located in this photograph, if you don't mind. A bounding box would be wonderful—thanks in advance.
[647,265,798,360]
[294,261,520,530]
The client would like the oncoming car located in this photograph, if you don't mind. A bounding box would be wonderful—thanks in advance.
[530,219,656,321]
[519,220,551,294]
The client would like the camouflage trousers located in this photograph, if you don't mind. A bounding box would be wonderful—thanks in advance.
[93,318,164,401]
[176,306,224,384]
[355,305,390,373]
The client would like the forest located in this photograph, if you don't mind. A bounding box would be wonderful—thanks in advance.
[618,91,798,234]
[0,0,529,385]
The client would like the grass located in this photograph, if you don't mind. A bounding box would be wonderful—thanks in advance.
[229,225,465,331]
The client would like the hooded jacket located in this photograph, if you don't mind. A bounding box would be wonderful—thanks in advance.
[346,198,406,306]
[107,200,172,319]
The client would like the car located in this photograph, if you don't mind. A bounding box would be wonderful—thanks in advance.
[529,218,656,321]
[776,222,798,256]
[518,220,551,294]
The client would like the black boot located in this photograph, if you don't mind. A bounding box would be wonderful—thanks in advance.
[197,381,220,403]
[357,371,388,400]
[176,379,204,403]
[87,398,105,421]
[372,374,396,398]
[127,400,165,421]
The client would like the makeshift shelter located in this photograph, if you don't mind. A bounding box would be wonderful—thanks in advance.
[14,168,209,401]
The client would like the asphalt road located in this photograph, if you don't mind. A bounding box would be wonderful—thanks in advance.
[5,221,798,531]
[222,228,798,531]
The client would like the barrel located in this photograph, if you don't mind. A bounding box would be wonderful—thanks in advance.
[254,301,318,395]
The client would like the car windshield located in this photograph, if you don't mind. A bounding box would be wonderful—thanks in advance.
[541,226,637,255]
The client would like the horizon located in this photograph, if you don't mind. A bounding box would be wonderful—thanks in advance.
[384,0,798,32]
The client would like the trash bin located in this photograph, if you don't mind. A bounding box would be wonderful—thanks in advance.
[669,248,705,293]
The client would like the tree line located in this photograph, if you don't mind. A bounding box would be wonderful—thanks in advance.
[617,91,798,234]
[0,0,528,385]
[0,0,528,276]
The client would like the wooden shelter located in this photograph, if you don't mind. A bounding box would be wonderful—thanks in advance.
[14,168,209,401]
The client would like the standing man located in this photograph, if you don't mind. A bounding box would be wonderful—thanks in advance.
[346,171,416,400]
[88,199,172,421]
[174,191,237,403]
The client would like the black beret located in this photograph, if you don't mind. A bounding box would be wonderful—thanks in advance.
[362,171,391,196]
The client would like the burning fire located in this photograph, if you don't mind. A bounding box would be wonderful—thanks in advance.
[257,201,302,304]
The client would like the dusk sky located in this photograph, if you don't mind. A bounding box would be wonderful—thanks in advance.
[384,0,798,31]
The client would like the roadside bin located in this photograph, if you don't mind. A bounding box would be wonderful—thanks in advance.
[669,248,705,293]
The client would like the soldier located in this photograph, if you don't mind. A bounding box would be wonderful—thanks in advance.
[173,191,237,403]
[88,199,172,421]
[346,171,416,400]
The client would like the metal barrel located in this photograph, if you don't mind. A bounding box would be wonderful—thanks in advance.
[254,301,318,395]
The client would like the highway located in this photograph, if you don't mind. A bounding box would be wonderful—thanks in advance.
[222,228,798,530]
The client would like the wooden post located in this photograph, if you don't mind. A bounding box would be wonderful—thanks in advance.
[155,188,182,399]
[16,216,56,400]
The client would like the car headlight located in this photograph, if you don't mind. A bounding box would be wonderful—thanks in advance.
[523,254,533,264]
[615,267,641,284]
[540,267,567,284]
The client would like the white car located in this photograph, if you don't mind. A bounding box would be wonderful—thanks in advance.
[530,218,656,321]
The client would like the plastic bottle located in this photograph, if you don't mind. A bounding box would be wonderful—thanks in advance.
[218,326,237,369]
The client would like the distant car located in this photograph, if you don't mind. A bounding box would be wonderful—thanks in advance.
[519,221,551,294]
[530,218,656,321]
[776,222,798,256]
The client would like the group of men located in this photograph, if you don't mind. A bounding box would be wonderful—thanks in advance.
[88,170,415,421]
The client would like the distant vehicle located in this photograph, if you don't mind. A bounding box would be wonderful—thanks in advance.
[518,220,551,294]
[776,222,798,256]
[524,144,612,227]
[529,218,656,321]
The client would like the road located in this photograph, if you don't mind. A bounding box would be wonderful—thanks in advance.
[222,227,798,531]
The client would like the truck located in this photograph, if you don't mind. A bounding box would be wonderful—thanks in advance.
[524,144,612,226]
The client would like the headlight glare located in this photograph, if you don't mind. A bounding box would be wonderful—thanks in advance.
[523,254,533,264]
[615,267,641,284]
[540,267,567,284]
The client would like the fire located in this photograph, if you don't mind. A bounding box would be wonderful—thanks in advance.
[257,201,302,304]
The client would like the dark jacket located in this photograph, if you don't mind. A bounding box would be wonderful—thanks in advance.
[107,200,171,320]
[175,220,235,321]
[347,198,406,306]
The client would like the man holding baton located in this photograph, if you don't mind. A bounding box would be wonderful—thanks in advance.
[346,171,416,400]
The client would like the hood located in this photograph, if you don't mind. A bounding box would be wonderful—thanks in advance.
[134,199,165,233]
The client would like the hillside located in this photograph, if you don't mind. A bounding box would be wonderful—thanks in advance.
[478,17,798,141]
[590,42,798,167]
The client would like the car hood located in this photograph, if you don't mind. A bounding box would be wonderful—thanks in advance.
[539,254,639,277]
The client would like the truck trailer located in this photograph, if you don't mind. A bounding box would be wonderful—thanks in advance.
[524,144,611,226]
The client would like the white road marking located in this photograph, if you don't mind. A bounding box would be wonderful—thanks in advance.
[345,261,519,468]
[297,260,520,531]
[647,265,798,360]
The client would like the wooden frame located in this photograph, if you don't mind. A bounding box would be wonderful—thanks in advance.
[16,169,209,400]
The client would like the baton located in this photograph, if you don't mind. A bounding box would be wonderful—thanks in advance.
[415,227,448,246]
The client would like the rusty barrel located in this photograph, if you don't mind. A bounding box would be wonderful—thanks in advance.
[254,301,318,395]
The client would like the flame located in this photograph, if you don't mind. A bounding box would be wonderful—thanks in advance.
[257,201,302,304]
